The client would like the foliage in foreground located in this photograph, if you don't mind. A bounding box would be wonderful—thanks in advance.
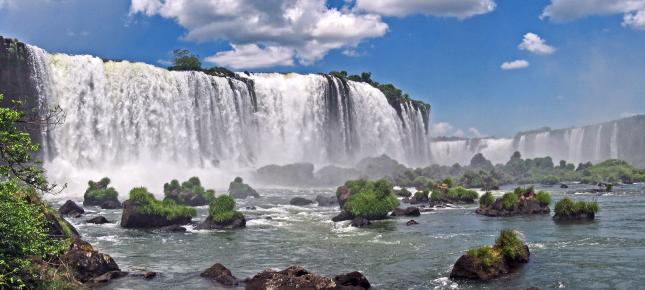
[208,195,243,223]
[0,181,70,289]
[129,187,196,219]
[554,197,599,217]
[343,179,400,219]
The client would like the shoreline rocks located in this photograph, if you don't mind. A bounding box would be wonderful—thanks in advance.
[61,238,126,284]
[200,263,239,287]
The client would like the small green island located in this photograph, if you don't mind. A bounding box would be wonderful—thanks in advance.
[121,187,196,228]
[553,197,599,221]
[163,176,215,206]
[476,187,551,217]
[83,177,121,209]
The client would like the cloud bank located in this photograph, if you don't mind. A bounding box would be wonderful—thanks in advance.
[542,0,645,30]
[354,0,496,19]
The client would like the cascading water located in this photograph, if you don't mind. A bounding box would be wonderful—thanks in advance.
[430,117,644,168]
[23,45,431,196]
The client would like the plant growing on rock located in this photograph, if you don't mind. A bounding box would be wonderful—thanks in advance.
[343,179,399,220]
[501,192,518,210]
[495,229,524,260]
[479,192,495,208]
[129,187,196,220]
[208,195,243,223]
[554,197,599,220]
[84,177,120,208]
[535,191,552,206]
[467,246,501,269]
[163,176,215,205]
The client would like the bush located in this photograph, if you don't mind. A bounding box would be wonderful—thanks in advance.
[164,176,215,203]
[84,177,118,202]
[395,187,412,197]
[446,186,478,202]
[554,197,599,217]
[129,187,196,219]
[479,192,495,208]
[535,191,552,206]
[501,192,518,210]
[495,229,524,260]
[343,179,399,219]
[467,246,501,269]
[429,190,442,202]
[442,178,454,188]
[0,181,69,289]
[208,195,243,223]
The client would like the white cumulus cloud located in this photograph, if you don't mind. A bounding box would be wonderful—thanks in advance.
[129,0,388,69]
[431,122,455,136]
[542,0,645,30]
[354,0,496,19]
[500,59,529,70]
[518,33,555,55]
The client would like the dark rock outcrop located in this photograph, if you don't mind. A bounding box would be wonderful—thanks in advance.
[245,266,370,290]
[390,207,420,217]
[200,263,238,287]
[196,215,246,230]
[290,197,314,206]
[228,177,260,199]
[59,200,85,216]
[553,212,595,221]
[61,238,126,284]
[332,211,354,222]
[315,195,337,207]
[334,271,371,289]
[406,220,418,226]
[350,218,371,228]
[450,246,530,281]
[86,216,110,224]
[120,200,191,228]
[336,185,352,209]
[162,225,187,232]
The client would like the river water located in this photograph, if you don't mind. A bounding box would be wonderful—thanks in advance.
[50,183,645,290]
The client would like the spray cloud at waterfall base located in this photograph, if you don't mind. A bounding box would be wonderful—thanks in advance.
[23,45,432,197]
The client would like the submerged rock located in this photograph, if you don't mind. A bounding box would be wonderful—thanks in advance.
[290,197,314,206]
[61,238,126,284]
[86,216,110,224]
[390,206,421,217]
[406,220,418,226]
[200,263,238,287]
[120,200,192,228]
[350,218,371,228]
[332,211,353,222]
[59,200,85,216]
[315,195,337,207]
[228,177,260,199]
[334,271,371,289]
[196,215,246,230]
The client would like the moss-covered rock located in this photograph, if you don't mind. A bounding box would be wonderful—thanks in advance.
[83,177,121,209]
[450,229,529,281]
[334,179,399,222]
[197,195,245,230]
[121,187,195,228]
[227,177,259,199]
[163,176,215,206]
[476,187,550,217]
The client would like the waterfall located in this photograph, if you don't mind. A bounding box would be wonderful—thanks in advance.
[430,116,645,168]
[23,45,431,195]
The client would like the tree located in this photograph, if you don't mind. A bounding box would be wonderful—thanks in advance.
[169,49,201,71]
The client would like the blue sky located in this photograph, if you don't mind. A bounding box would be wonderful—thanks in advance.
[1,0,644,137]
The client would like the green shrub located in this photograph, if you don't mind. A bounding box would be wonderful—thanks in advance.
[164,176,215,203]
[429,190,442,202]
[129,187,196,219]
[535,191,552,206]
[446,186,478,202]
[0,181,69,289]
[479,192,495,208]
[442,178,454,188]
[501,192,518,210]
[343,179,399,219]
[554,197,599,216]
[495,229,524,259]
[467,246,501,269]
[395,187,412,197]
[208,195,243,223]
[84,177,118,201]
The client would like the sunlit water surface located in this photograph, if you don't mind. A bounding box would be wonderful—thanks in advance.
[49,183,645,290]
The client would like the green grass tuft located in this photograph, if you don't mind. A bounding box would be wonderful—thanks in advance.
[467,246,501,269]
[535,191,552,206]
[129,187,196,219]
[479,192,495,208]
[495,229,525,260]
[208,195,243,223]
[343,179,399,220]
[554,197,599,217]
[501,192,518,210]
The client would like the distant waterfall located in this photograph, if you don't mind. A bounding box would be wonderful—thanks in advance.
[430,116,645,168]
[23,45,431,194]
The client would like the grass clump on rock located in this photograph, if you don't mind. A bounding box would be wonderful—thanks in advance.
[467,246,501,269]
[163,176,215,206]
[479,192,495,208]
[208,195,243,223]
[501,192,518,210]
[430,186,477,204]
[535,191,552,206]
[343,179,399,220]
[130,187,196,220]
[553,197,599,221]
[83,177,120,209]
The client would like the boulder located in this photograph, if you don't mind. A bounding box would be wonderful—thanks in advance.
[450,245,530,281]
[200,263,238,287]
[120,200,192,228]
[61,238,125,283]
[196,215,246,230]
[86,216,110,224]
[350,218,371,228]
[228,177,260,199]
[162,225,187,232]
[560,183,569,189]
[245,266,336,290]
[406,220,418,226]
[334,271,371,289]
[390,207,421,217]
[476,197,550,217]
[290,197,314,206]
[315,195,337,207]
[83,177,121,209]
[332,211,354,222]
[59,200,85,216]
